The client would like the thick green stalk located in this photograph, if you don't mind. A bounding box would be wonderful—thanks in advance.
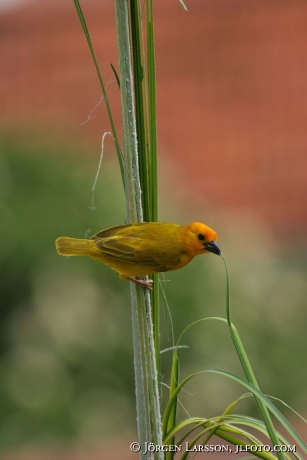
[129,0,149,218]
[129,0,160,390]
[114,2,162,458]
[146,0,160,380]
[146,0,158,222]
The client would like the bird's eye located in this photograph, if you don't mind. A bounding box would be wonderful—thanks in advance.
[197,233,205,241]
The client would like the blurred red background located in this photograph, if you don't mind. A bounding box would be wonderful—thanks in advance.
[1,0,307,239]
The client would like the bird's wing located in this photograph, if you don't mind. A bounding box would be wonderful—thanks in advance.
[91,224,132,240]
[94,235,175,272]
[92,223,147,240]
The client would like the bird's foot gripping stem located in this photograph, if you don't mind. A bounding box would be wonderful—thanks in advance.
[127,277,154,291]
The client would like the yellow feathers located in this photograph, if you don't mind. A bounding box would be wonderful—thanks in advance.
[56,222,220,289]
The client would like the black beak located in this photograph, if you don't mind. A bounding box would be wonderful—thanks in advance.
[204,240,221,256]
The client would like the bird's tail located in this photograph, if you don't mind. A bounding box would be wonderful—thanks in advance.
[55,237,97,257]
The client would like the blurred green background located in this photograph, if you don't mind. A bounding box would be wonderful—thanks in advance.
[0,130,306,455]
[1,0,307,458]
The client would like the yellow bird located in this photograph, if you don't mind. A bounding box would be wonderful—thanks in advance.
[55,222,221,289]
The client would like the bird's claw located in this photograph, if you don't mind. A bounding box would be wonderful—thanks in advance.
[127,277,154,291]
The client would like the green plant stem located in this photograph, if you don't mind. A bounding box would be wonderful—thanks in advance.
[222,255,286,460]
[72,0,124,184]
[114,2,162,458]
[128,0,160,387]
[129,0,149,217]
[146,1,160,380]
[146,0,158,223]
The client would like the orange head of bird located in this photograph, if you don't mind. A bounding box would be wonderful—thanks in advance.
[185,222,221,256]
